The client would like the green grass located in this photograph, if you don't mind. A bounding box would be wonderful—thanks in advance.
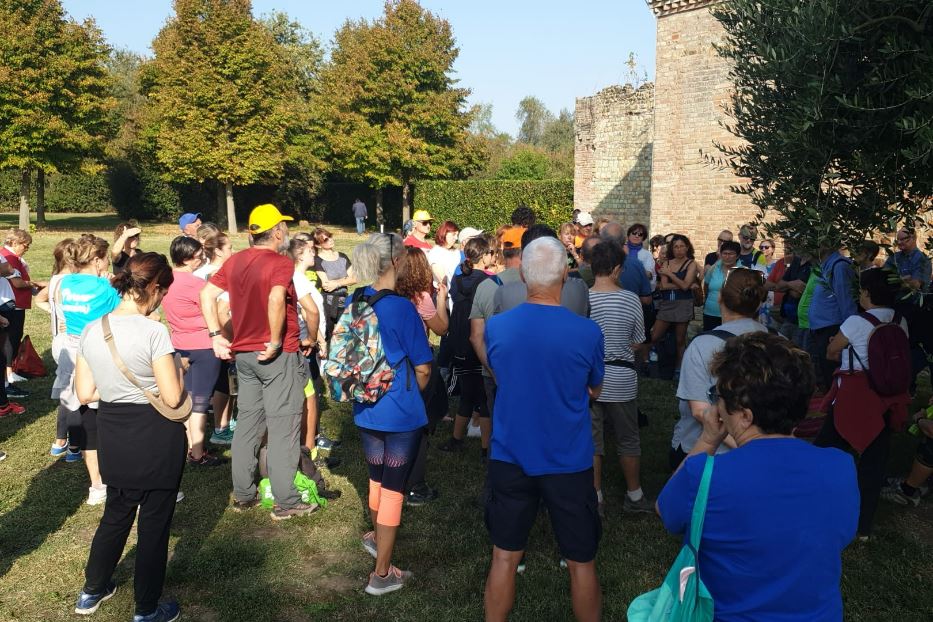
[0,214,932,621]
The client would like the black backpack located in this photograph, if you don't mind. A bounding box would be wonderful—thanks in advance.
[448,270,491,368]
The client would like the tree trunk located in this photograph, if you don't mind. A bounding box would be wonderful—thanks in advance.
[375,188,384,230]
[35,169,46,228]
[401,181,411,224]
[225,181,237,235]
[18,169,30,230]
[216,181,225,223]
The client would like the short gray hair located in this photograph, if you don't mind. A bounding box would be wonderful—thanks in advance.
[520,237,566,288]
[353,233,404,282]
[599,221,624,243]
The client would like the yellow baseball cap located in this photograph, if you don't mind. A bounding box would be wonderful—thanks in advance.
[248,204,293,234]
[412,209,433,222]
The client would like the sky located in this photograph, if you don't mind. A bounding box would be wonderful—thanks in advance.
[61,1,657,137]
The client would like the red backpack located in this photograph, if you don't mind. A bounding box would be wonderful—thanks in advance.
[848,312,910,396]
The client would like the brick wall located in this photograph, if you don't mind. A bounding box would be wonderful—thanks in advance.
[648,0,757,257]
[574,83,654,226]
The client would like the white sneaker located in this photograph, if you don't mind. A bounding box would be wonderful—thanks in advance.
[7,372,28,383]
[176,490,185,503]
[86,485,107,506]
[467,422,481,438]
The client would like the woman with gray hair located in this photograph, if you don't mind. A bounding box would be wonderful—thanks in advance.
[348,233,434,596]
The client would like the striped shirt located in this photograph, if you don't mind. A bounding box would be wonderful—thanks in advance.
[588,289,644,402]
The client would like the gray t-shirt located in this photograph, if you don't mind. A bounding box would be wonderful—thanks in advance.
[494,275,590,317]
[79,314,175,404]
[672,318,768,453]
[470,268,522,377]
[352,200,367,219]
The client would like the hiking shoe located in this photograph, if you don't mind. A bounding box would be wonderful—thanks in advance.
[231,497,259,512]
[623,495,654,514]
[405,484,438,507]
[86,485,107,506]
[0,402,25,417]
[270,502,318,521]
[7,372,28,383]
[187,451,222,467]
[882,484,922,507]
[315,433,340,450]
[361,530,377,558]
[229,418,237,432]
[209,428,234,445]
[439,438,464,452]
[74,581,117,615]
[50,442,69,457]
[132,600,180,622]
[5,385,29,398]
[365,566,412,596]
[65,449,83,463]
[885,477,929,497]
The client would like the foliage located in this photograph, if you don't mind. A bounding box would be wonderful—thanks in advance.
[712,0,933,255]
[0,0,116,175]
[515,96,553,146]
[495,147,552,180]
[312,0,480,220]
[414,179,573,233]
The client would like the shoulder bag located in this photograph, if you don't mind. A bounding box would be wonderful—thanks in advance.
[627,454,715,621]
[101,314,192,422]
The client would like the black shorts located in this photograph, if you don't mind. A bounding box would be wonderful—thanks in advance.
[484,460,601,563]
[213,360,230,395]
[82,406,99,451]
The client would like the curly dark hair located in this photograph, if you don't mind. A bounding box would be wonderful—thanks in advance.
[510,204,536,228]
[665,234,695,261]
[395,246,434,303]
[710,332,815,435]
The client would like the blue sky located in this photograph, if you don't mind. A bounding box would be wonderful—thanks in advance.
[62,1,657,136]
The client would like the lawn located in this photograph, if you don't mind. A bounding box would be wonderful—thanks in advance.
[0,213,931,621]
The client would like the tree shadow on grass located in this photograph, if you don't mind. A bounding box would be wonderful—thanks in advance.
[0,460,85,579]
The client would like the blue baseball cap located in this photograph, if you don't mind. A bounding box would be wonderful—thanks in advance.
[178,212,201,230]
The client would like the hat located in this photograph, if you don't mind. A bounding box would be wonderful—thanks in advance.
[412,209,433,222]
[178,212,201,230]
[576,212,594,227]
[458,227,483,243]
[500,226,525,249]
[248,204,293,234]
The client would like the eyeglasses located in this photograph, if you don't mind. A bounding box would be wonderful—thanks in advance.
[707,384,720,405]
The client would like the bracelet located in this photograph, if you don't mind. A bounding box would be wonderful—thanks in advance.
[209,330,223,338]
[267,342,282,350]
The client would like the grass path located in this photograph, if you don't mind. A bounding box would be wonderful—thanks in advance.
[0,214,930,620]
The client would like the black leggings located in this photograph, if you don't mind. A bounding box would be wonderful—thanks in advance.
[6,308,24,362]
[814,408,889,536]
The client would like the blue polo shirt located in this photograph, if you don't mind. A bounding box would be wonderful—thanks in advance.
[486,303,604,475]
[884,248,931,293]
[703,261,727,318]
[808,252,857,330]
[619,256,652,297]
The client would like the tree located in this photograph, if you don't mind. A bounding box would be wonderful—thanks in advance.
[712,0,933,255]
[0,0,115,227]
[314,0,479,224]
[515,96,553,147]
[495,147,551,180]
[144,0,298,233]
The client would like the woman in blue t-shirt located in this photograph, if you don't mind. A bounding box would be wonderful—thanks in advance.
[349,232,433,596]
[57,235,121,506]
[702,240,740,331]
[657,332,858,621]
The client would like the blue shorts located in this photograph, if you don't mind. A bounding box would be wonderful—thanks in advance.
[178,349,221,403]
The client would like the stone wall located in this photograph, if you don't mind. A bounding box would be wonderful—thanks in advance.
[648,0,757,255]
[574,83,654,226]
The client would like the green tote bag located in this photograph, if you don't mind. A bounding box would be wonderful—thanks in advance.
[627,454,715,622]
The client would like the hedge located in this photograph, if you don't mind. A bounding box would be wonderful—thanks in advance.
[0,169,111,213]
[413,179,573,233]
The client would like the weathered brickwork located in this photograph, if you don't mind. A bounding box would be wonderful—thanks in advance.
[574,83,654,226]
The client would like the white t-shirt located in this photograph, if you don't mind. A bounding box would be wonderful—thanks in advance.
[193,261,229,303]
[636,248,657,290]
[839,308,908,371]
[0,255,14,306]
[427,245,462,286]
[293,270,326,342]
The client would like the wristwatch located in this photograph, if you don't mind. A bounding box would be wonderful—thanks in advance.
[208,330,223,338]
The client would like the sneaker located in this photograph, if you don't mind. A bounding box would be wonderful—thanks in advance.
[186,451,222,467]
[439,438,464,452]
[516,554,526,575]
[467,422,481,438]
[0,402,25,417]
[361,530,377,558]
[176,491,185,503]
[559,558,568,569]
[229,418,237,432]
[405,484,438,507]
[132,600,180,622]
[231,497,259,512]
[86,485,107,506]
[209,428,234,446]
[50,442,69,457]
[0,451,5,462]
[365,565,412,596]
[74,581,117,615]
[5,385,29,398]
[7,372,29,383]
[882,484,922,507]
[271,502,318,521]
[885,477,929,497]
[65,449,83,463]
[315,433,340,450]
[623,494,655,514]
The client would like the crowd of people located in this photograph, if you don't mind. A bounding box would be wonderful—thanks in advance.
[1,201,931,621]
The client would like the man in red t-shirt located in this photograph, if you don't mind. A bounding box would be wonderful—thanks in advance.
[403,210,434,250]
[201,204,315,520]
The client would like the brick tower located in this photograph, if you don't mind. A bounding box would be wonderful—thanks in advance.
[646,0,755,255]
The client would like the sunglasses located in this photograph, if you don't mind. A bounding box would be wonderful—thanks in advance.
[630,231,646,238]
[740,234,755,241]
[759,245,772,250]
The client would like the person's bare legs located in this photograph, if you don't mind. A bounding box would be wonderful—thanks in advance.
[905,460,933,489]
[186,412,208,459]
[85,450,102,487]
[212,391,231,430]
[674,322,688,369]
[479,417,491,450]
[649,318,671,347]
[621,455,641,493]
[374,523,399,576]
[592,454,603,494]
[485,546,522,622]
[451,415,469,441]
[301,394,319,449]
[565,559,602,622]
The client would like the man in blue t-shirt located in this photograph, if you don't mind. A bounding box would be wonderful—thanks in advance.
[483,237,605,621]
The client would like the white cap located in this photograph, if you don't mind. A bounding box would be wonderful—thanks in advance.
[576,212,594,227]
[459,227,484,243]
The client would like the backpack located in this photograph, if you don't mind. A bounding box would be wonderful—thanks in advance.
[848,312,910,396]
[448,270,492,367]
[322,288,410,403]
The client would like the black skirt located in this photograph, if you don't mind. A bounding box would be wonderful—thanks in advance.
[97,401,187,490]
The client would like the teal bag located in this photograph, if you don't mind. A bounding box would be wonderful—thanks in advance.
[627,455,715,621]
